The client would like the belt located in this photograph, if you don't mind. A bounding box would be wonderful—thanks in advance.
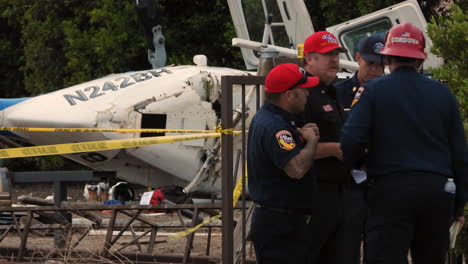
[316,181,344,191]
[256,204,313,215]
[367,171,448,186]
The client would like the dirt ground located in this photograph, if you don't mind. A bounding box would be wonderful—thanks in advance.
[1,182,249,263]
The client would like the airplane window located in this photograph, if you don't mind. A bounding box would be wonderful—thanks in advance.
[141,113,167,137]
[242,0,291,49]
[340,18,392,61]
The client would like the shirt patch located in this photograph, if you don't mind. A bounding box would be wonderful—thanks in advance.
[322,104,334,112]
[275,130,296,150]
[351,87,365,107]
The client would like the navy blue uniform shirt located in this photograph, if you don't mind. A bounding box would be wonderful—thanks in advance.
[247,103,315,209]
[335,73,360,118]
[301,78,350,184]
[341,66,468,215]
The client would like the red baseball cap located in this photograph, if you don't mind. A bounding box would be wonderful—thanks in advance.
[303,31,348,54]
[265,63,320,93]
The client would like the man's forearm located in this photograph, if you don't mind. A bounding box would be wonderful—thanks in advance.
[284,140,318,179]
[313,142,340,159]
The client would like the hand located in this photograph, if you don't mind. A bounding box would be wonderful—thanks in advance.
[297,123,319,144]
[302,123,320,137]
[454,216,465,234]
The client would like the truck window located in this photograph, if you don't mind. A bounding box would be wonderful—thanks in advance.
[340,18,392,60]
[242,0,291,49]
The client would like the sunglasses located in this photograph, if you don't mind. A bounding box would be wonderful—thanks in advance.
[288,67,308,90]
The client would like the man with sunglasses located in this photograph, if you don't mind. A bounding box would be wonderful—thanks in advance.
[248,63,321,264]
[300,31,354,264]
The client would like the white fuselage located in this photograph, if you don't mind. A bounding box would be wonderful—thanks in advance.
[0,65,256,194]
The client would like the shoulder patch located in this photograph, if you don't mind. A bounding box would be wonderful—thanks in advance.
[275,130,296,150]
[351,87,365,107]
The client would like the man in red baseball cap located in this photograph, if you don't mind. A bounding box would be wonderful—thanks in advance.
[300,31,355,264]
[247,63,321,263]
[303,31,347,84]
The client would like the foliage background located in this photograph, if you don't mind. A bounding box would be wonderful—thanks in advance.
[427,3,467,133]
[427,3,468,256]
[1,0,457,97]
[0,0,466,257]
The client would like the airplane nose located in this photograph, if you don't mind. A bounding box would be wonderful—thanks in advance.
[0,98,30,136]
[0,98,30,111]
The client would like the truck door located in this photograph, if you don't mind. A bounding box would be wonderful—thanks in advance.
[326,0,442,69]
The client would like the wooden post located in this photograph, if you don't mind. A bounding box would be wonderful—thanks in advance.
[147,226,158,253]
[17,211,32,261]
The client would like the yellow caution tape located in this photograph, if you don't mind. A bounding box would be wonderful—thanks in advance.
[168,167,248,240]
[213,124,241,135]
[232,169,246,205]
[0,126,243,134]
[168,214,222,240]
[0,133,221,159]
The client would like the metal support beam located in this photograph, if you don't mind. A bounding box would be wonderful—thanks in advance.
[130,225,144,253]
[53,180,69,249]
[111,210,142,245]
[221,75,265,264]
[102,209,118,257]
[7,171,114,183]
[0,225,12,243]
[71,226,91,249]
[116,229,152,253]
[183,208,199,263]
[221,76,234,264]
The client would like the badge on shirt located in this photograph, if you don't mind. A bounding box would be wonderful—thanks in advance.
[275,130,296,150]
[351,87,365,107]
[322,104,334,112]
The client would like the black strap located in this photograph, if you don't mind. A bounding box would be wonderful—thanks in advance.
[257,204,313,215]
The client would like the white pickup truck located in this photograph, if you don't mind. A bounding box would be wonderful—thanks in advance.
[228,0,442,72]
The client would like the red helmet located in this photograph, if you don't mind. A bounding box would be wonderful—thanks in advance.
[379,23,427,59]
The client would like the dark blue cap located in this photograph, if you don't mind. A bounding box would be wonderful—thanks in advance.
[358,35,385,63]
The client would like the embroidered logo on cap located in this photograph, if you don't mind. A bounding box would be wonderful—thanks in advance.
[322,34,337,43]
[374,42,384,53]
[275,130,296,150]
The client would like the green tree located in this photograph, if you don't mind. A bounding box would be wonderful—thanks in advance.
[427,3,468,257]
[21,1,68,95]
[0,0,149,95]
[427,3,468,131]
[156,0,243,68]
[62,0,148,87]
[0,1,26,98]
[0,0,243,96]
